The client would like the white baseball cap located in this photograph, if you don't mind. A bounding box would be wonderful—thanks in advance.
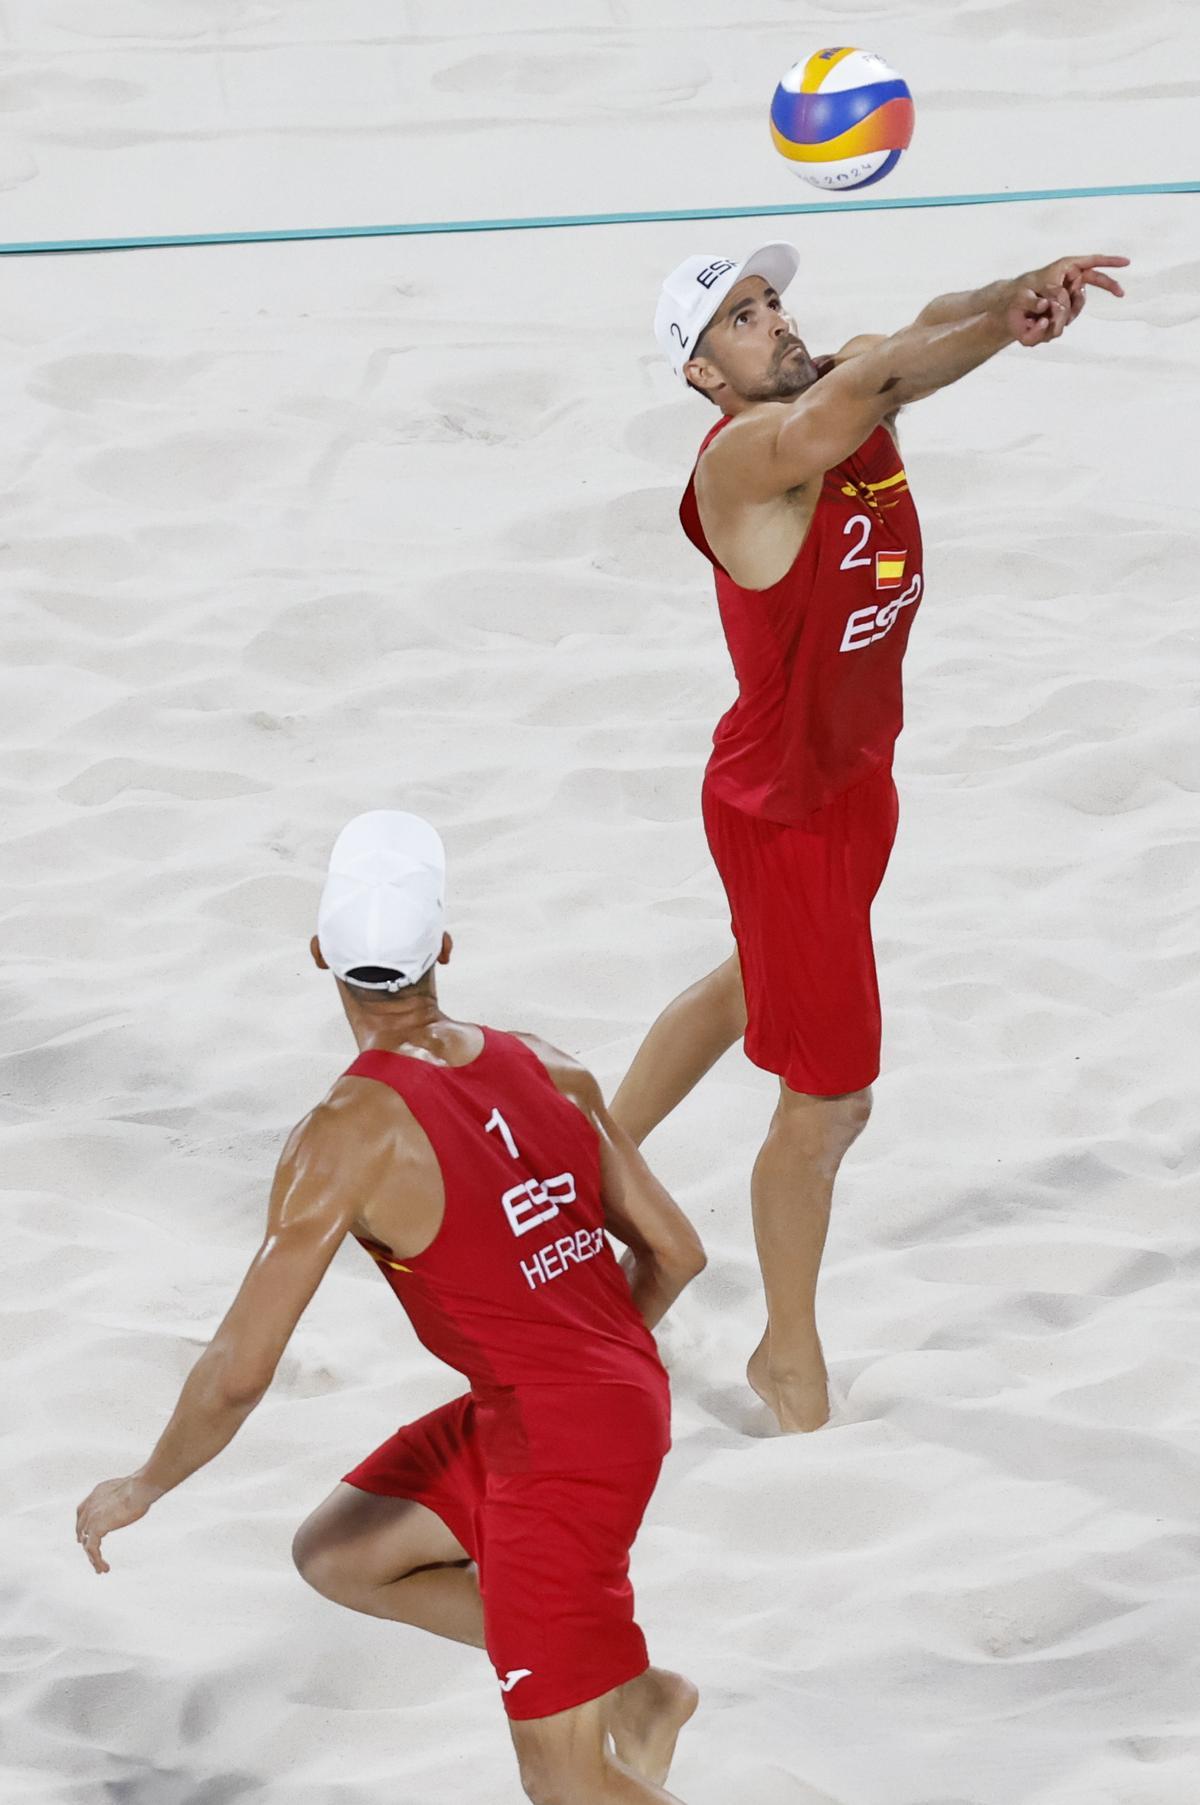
[317,810,446,993]
[654,243,801,384]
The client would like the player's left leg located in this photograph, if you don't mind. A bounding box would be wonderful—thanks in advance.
[294,1395,488,1646]
[609,952,746,1146]
[712,765,898,1430]
[510,1690,690,1804]
[745,1083,872,1432]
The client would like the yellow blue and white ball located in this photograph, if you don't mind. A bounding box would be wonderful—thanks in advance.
[771,47,915,192]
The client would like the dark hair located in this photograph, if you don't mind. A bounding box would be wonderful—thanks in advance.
[344,964,434,999]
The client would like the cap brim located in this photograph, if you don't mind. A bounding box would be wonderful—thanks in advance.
[680,241,801,383]
[735,241,801,304]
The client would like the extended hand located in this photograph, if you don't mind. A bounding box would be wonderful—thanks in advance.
[1009,254,1129,347]
[76,1474,160,1574]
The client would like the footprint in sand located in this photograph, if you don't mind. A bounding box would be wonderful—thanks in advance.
[30,353,205,413]
[77,431,289,511]
[0,71,144,111]
[58,758,269,807]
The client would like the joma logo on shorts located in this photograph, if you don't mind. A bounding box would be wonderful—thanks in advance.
[839,573,923,653]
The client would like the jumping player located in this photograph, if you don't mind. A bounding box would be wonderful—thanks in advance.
[611,244,1128,1433]
[77,811,706,1805]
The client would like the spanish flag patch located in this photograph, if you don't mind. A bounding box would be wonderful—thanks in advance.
[875,550,906,591]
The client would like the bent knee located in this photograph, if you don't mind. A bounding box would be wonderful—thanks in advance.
[291,1520,328,1591]
[291,1518,357,1600]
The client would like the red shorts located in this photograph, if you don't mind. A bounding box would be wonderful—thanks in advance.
[702,762,899,1096]
[343,1394,661,1722]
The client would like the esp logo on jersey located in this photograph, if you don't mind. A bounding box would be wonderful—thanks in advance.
[840,573,923,653]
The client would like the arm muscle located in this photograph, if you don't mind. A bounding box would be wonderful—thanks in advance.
[136,1103,366,1496]
[706,310,1012,503]
[516,1036,706,1327]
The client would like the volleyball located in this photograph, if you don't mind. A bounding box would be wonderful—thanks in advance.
[770,47,915,192]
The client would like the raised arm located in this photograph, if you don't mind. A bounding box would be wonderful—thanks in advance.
[703,249,1129,506]
[520,1036,706,1328]
[706,309,1013,502]
[915,253,1128,330]
[76,1101,365,1572]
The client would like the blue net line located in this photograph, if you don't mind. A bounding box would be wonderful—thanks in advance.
[1,180,1196,257]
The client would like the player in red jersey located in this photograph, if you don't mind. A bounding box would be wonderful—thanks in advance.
[77,812,706,1804]
[612,244,1129,1434]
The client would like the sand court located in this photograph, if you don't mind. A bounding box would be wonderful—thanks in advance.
[3,6,1200,1802]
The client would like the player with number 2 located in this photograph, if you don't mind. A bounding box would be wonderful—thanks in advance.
[612,243,1129,1436]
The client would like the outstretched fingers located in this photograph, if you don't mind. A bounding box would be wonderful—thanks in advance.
[1017,252,1129,346]
[1079,263,1127,297]
[1069,254,1130,297]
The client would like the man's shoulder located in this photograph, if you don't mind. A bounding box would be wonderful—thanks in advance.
[697,404,772,465]
[508,1032,601,1115]
[694,404,799,512]
[508,1029,585,1084]
[268,1076,424,1223]
[295,1069,421,1157]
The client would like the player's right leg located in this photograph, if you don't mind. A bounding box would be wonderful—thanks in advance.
[292,1483,485,1648]
[609,952,747,1146]
[486,1459,695,1798]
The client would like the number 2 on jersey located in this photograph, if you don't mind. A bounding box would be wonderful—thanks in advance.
[840,513,873,571]
[485,1107,520,1160]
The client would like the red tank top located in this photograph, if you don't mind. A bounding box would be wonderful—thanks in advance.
[346,1027,670,1474]
[682,418,924,822]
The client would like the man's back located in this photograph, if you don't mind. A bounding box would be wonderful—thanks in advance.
[340,1024,671,1474]
[76,808,708,1795]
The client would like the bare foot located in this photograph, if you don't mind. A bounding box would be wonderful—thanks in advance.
[610,1667,698,1787]
[747,1334,831,1433]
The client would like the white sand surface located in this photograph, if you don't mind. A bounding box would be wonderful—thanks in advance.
[2,6,1199,1803]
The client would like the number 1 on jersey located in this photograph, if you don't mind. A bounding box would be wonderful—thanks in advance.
[485,1107,520,1160]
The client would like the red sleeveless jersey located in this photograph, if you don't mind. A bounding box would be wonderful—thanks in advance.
[346,1028,670,1474]
[682,418,924,823]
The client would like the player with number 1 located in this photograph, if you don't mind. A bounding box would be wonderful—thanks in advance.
[77,811,705,1805]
